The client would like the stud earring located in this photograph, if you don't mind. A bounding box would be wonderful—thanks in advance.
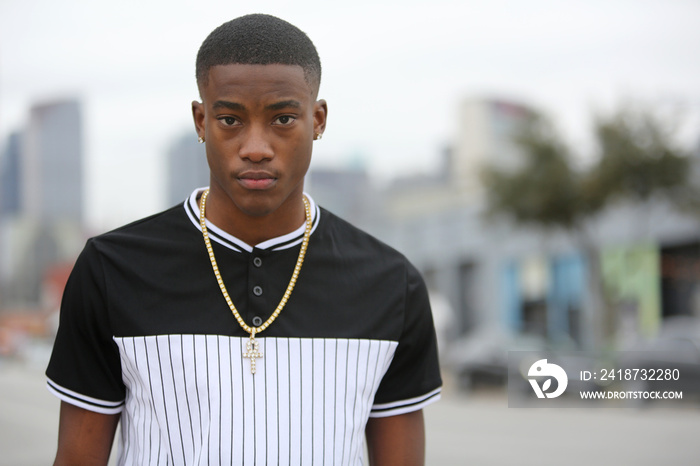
[198,136,205,144]
[314,132,323,140]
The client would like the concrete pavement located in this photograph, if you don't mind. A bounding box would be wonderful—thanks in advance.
[425,383,700,465]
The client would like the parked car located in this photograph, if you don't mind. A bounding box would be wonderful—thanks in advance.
[618,316,700,400]
[445,327,547,391]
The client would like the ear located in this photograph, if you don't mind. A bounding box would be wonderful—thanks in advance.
[192,100,206,139]
[313,99,328,138]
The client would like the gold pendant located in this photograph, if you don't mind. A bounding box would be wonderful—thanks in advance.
[243,332,263,374]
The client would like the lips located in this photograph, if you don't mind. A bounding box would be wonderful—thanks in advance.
[237,170,277,190]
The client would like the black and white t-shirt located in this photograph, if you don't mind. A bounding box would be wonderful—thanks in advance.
[46,188,442,466]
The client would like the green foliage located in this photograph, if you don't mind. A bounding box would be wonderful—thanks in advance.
[482,114,584,230]
[588,107,690,204]
[483,105,693,232]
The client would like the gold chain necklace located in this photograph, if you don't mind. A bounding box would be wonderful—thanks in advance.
[199,189,312,374]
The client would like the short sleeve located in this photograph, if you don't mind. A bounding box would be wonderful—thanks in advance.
[370,262,442,417]
[46,239,125,414]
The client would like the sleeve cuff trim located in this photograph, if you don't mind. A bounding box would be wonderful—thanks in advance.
[369,387,441,418]
[46,378,124,415]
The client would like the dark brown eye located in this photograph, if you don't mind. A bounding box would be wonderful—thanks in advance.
[273,115,296,125]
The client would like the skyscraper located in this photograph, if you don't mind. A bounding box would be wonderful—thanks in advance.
[22,99,83,222]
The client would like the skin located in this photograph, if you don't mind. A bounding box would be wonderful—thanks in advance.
[366,410,426,466]
[53,62,426,465]
[53,402,119,465]
[192,63,327,246]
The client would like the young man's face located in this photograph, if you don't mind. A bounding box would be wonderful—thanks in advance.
[193,63,327,220]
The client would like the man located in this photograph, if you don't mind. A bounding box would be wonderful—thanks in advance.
[47,14,441,465]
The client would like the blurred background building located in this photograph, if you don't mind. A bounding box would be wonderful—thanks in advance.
[22,100,83,223]
[354,97,700,390]
[451,98,535,200]
[305,96,700,391]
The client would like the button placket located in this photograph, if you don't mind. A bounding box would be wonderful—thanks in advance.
[248,248,268,327]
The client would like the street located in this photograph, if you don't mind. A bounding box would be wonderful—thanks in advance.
[1,360,698,465]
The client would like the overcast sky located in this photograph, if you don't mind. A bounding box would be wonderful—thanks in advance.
[1,0,699,230]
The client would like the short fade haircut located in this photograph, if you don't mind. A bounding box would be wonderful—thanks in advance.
[196,14,322,95]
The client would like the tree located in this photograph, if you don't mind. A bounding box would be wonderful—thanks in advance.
[481,113,585,230]
[586,107,691,207]
[482,105,693,346]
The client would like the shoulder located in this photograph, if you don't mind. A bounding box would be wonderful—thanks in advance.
[73,203,200,276]
[314,207,403,258]
[316,208,416,265]
[89,203,190,250]
[313,207,424,287]
[99,203,187,239]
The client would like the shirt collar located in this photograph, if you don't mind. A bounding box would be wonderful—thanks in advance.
[184,187,320,253]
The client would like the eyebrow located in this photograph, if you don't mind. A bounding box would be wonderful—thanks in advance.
[265,100,302,111]
[212,100,246,111]
[211,99,302,112]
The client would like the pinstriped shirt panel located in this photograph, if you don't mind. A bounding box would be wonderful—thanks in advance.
[114,336,396,466]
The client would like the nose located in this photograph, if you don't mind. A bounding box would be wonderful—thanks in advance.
[239,126,274,163]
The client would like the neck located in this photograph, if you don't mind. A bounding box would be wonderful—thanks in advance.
[202,188,307,247]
